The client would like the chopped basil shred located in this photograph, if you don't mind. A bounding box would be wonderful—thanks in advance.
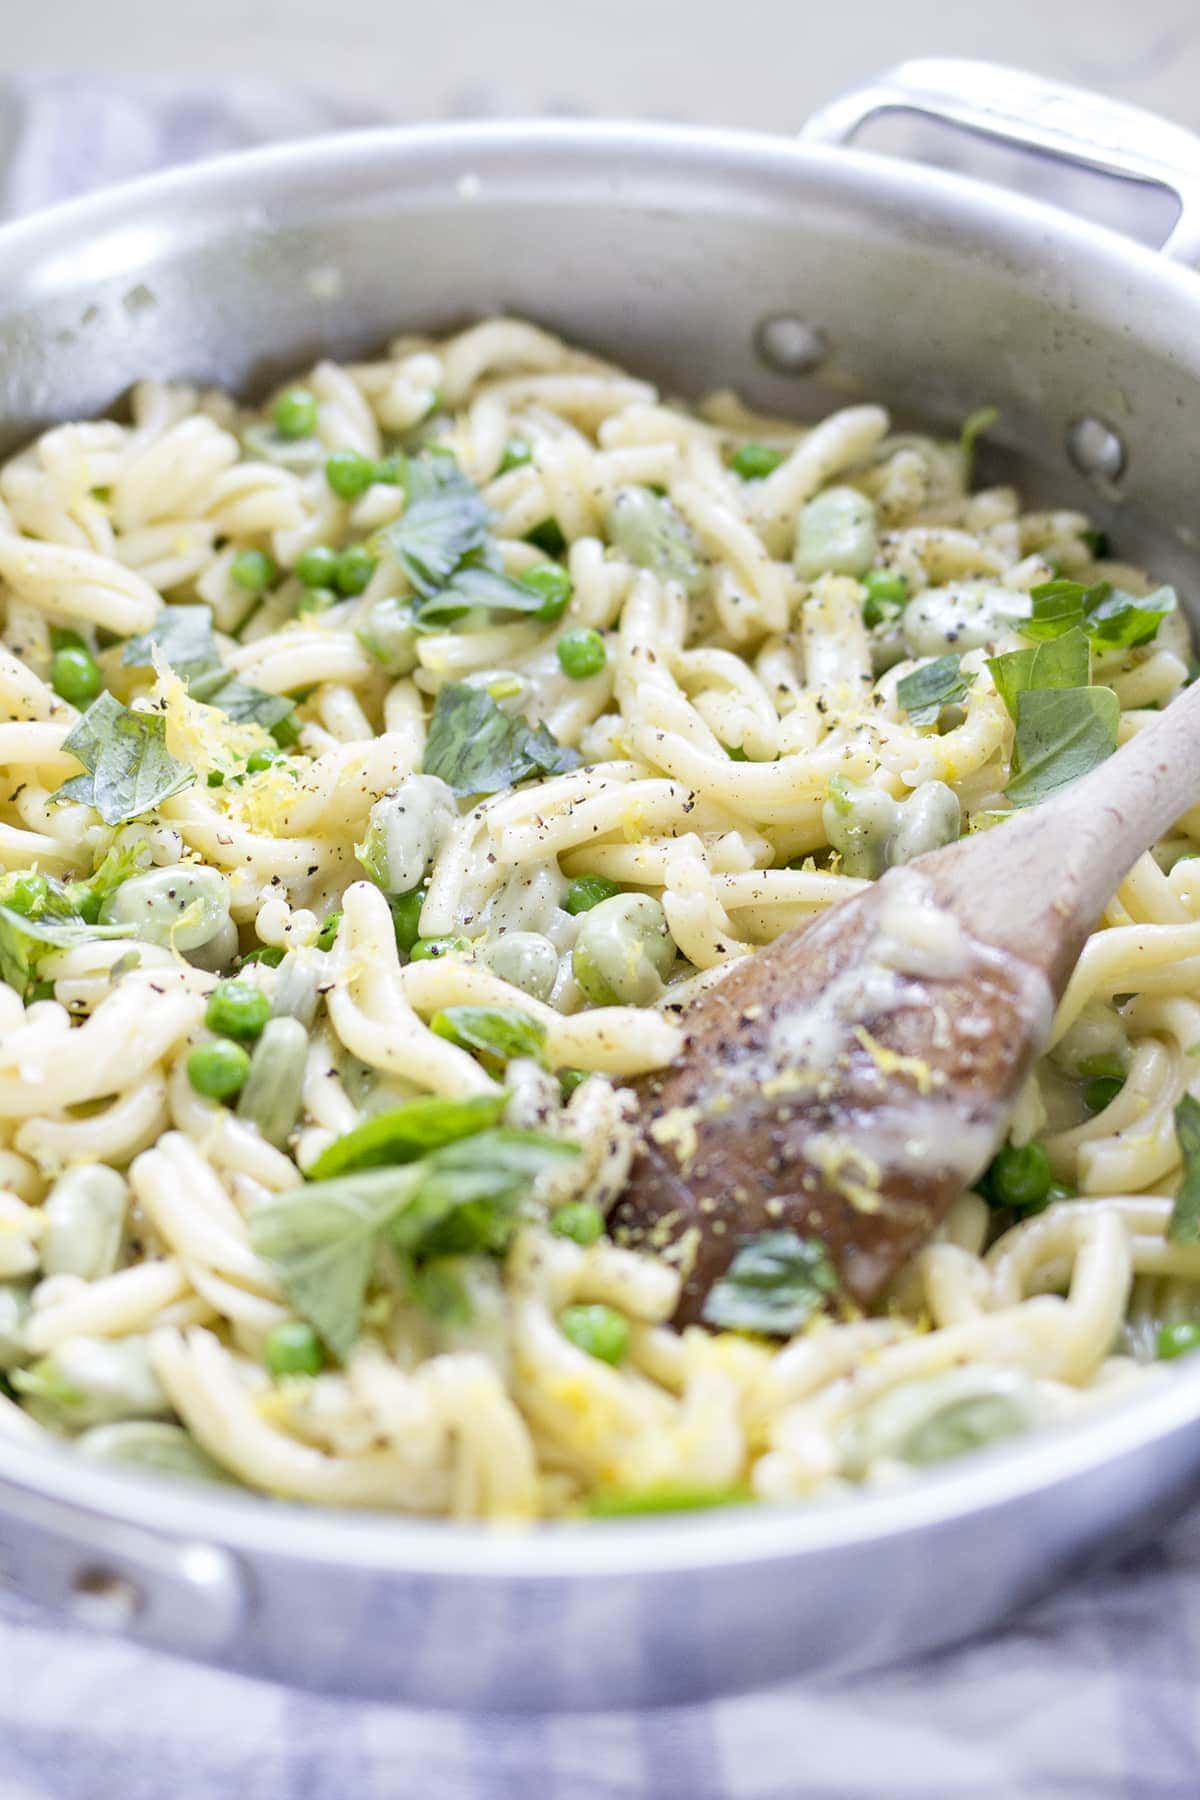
[896,655,975,726]
[422,681,580,797]
[701,1231,840,1337]
[1168,1094,1200,1245]
[430,1006,547,1068]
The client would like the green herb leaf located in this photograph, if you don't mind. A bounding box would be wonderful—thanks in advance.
[1168,1093,1200,1244]
[382,454,491,598]
[186,668,299,745]
[407,1258,474,1325]
[306,1092,509,1179]
[701,1231,839,1336]
[422,681,580,797]
[252,1129,577,1355]
[249,1169,418,1358]
[1019,580,1087,641]
[0,906,127,995]
[430,1006,546,1068]
[56,692,194,825]
[896,654,975,727]
[987,626,1090,720]
[415,566,554,629]
[123,604,217,678]
[1004,685,1119,808]
[587,1483,754,1517]
[1085,583,1175,649]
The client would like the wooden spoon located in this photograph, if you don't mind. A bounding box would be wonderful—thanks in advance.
[611,679,1200,1326]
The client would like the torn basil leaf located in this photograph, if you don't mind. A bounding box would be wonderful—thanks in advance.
[1168,1094,1200,1245]
[1085,583,1176,649]
[56,692,194,825]
[123,604,217,678]
[701,1231,840,1337]
[187,668,300,746]
[896,654,975,726]
[1019,580,1087,642]
[251,1128,576,1357]
[587,1483,754,1517]
[415,565,555,630]
[1004,685,1119,808]
[305,1092,509,1180]
[430,1006,546,1069]
[422,681,580,797]
[959,404,997,481]
[382,453,491,598]
[987,626,1090,721]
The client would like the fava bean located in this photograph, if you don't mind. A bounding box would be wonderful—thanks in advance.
[13,1335,168,1429]
[572,894,675,1007]
[237,1016,309,1148]
[356,774,456,895]
[483,931,560,1003]
[794,487,877,580]
[41,1166,127,1282]
[606,487,708,597]
[99,865,231,955]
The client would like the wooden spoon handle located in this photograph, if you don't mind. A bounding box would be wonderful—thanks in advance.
[926,676,1200,983]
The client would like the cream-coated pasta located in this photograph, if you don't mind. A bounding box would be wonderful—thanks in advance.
[0,317,1195,1520]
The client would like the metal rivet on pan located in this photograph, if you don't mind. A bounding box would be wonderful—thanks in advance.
[755,315,827,375]
[70,1567,144,1631]
[1066,416,1126,482]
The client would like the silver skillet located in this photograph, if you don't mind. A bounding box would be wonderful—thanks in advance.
[1,58,1200,1709]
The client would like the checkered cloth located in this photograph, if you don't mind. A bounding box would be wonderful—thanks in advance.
[0,72,1197,1800]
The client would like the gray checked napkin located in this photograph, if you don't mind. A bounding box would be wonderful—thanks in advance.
[0,70,1196,1800]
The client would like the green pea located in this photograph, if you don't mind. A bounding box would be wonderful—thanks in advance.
[316,911,342,952]
[325,449,377,500]
[272,386,318,440]
[559,1303,629,1365]
[862,568,908,627]
[520,562,572,622]
[333,544,377,596]
[50,644,103,707]
[389,885,427,955]
[298,585,337,616]
[498,437,533,474]
[483,931,559,1003]
[606,486,707,598]
[551,1201,604,1246]
[572,893,675,1007]
[1157,1320,1200,1361]
[4,872,51,917]
[557,629,607,680]
[1084,1075,1125,1114]
[230,548,277,592]
[187,1038,251,1100]
[245,747,284,774]
[205,978,271,1041]
[356,597,419,675]
[563,874,621,915]
[409,934,469,962]
[264,1319,325,1378]
[730,443,785,480]
[984,1141,1051,1212]
[794,486,878,580]
[294,545,339,588]
[558,1068,588,1098]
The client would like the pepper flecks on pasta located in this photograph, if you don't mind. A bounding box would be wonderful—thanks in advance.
[0,317,1195,1519]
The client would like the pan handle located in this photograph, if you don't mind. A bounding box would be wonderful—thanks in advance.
[801,57,1200,265]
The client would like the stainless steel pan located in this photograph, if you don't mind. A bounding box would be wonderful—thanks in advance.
[2,58,1200,1709]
